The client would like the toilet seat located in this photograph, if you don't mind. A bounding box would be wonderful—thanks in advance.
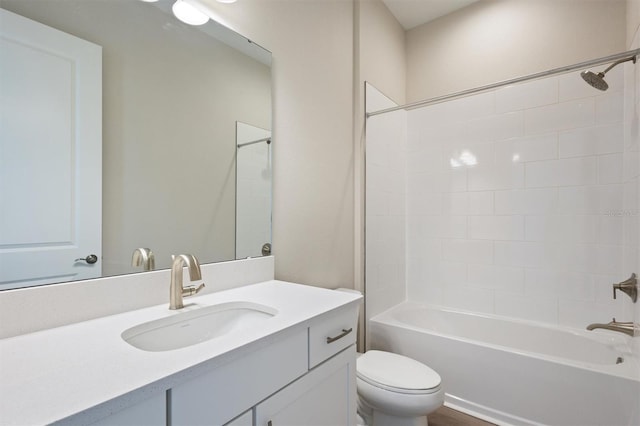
[357,350,441,395]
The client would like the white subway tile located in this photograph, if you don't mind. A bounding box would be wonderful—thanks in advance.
[378,262,400,290]
[558,185,623,215]
[598,153,623,184]
[525,268,560,296]
[594,244,624,275]
[418,215,444,240]
[623,179,638,211]
[442,215,468,239]
[468,163,524,191]
[555,271,596,302]
[559,123,624,158]
[525,161,558,187]
[468,191,494,214]
[389,192,406,216]
[525,215,597,243]
[406,235,440,262]
[469,215,524,240]
[496,77,559,113]
[494,190,526,214]
[442,193,468,215]
[366,163,391,192]
[366,215,384,243]
[556,243,596,273]
[447,143,494,168]
[526,157,598,188]
[623,215,638,246]
[407,268,444,305]
[468,264,525,293]
[408,170,467,193]
[442,239,493,264]
[494,241,529,267]
[407,192,442,216]
[525,98,595,135]
[366,138,387,168]
[622,150,639,181]
[462,112,524,143]
[495,133,557,164]
[440,261,468,284]
[595,91,624,125]
[495,293,558,324]
[442,285,495,314]
[557,157,599,186]
[406,146,444,174]
[524,188,558,214]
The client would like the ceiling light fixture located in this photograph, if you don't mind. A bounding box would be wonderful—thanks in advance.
[172,0,209,26]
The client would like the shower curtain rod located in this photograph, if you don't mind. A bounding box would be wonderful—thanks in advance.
[366,48,640,118]
[237,137,271,148]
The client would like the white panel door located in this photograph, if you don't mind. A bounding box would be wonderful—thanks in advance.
[0,9,102,289]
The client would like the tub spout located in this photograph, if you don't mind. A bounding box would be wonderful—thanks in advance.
[586,318,638,337]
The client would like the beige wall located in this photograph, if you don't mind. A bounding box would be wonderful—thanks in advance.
[357,0,406,106]
[199,0,355,288]
[407,0,627,102]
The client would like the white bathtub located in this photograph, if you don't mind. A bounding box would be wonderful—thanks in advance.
[369,302,640,426]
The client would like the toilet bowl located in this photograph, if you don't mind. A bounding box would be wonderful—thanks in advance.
[356,350,444,426]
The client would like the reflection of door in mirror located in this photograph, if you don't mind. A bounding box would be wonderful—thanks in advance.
[0,9,102,289]
[236,122,272,259]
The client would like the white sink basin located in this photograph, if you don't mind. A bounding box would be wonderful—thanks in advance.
[121,301,277,352]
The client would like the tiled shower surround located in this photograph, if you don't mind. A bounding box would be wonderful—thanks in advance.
[366,61,640,329]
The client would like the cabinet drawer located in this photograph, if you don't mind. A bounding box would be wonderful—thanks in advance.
[309,306,358,368]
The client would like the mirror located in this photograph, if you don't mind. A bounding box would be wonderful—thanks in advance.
[236,122,272,259]
[0,0,272,290]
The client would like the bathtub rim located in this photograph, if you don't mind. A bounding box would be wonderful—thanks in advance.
[369,301,639,382]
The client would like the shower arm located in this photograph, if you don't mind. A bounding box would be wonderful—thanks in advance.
[601,55,636,75]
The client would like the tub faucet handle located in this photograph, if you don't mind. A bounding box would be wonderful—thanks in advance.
[612,273,637,303]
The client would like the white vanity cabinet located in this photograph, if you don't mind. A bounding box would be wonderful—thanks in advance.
[170,305,358,426]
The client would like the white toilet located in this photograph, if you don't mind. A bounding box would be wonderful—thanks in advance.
[356,350,444,426]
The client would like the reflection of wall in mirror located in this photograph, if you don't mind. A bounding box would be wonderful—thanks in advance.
[0,0,271,278]
[236,122,272,259]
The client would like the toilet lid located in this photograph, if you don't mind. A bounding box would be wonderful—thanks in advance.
[357,350,441,392]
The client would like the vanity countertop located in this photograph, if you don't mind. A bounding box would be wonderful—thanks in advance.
[0,280,362,425]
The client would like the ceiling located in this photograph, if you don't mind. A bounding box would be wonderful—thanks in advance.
[381,0,480,30]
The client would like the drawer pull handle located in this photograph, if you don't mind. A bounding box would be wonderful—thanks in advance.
[326,328,353,344]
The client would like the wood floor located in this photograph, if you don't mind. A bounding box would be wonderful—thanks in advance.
[427,406,496,426]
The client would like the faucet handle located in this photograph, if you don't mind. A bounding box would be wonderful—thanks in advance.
[183,283,205,297]
[612,273,638,302]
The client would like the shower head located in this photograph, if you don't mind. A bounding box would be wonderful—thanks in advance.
[580,70,608,91]
[581,55,637,91]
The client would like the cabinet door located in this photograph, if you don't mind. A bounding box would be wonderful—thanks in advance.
[171,329,307,425]
[255,345,356,426]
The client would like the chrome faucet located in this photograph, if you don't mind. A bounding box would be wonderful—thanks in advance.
[132,248,155,271]
[586,318,638,337]
[169,254,205,310]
